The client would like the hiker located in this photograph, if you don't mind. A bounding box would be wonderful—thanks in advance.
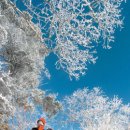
[32,118,46,130]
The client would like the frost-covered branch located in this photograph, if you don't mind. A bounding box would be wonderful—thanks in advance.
[12,0,125,79]
[61,87,130,130]
[0,0,127,129]
[0,0,61,127]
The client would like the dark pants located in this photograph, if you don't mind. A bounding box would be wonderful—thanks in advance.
[32,128,38,130]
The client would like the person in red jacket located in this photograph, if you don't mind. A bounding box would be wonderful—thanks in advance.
[32,118,46,130]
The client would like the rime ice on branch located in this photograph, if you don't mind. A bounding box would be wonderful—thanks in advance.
[0,0,61,126]
[0,0,45,124]
[0,0,127,129]
[62,88,130,130]
[15,0,125,79]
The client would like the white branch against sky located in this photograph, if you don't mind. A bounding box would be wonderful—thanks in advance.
[15,0,126,79]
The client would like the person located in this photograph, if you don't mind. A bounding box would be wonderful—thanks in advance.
[32,118,46,130]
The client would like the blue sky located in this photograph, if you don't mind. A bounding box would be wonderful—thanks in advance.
[40,1,130,104]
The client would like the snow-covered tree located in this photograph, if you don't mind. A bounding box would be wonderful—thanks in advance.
[0,0,127,129]
[0,0,61,128]
[60,87,130,130]
[0,0,46,123]
[9,106,42,130]
[13,0,126,79]
[9,94,62,130]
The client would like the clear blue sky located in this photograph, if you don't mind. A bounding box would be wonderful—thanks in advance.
[40,1,130,104]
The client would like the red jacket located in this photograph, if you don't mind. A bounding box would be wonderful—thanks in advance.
[38,125,44,130]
